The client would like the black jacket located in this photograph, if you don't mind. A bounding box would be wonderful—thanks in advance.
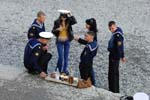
[108,32,124,60]
[52,16,77,42]
[79,40,98,63]
[28,19,45,39]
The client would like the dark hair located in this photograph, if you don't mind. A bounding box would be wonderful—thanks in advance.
[108,21,116,27]
[37,11,46,17]
[86,18,98,33]
[87,31,95,37]
[59,13,69,26]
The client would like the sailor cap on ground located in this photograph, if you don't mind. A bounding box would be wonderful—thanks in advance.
[39,32,54,39]
[58,10,71,14]
[133,92,149,100]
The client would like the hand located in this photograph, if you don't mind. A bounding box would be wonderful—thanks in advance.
[42,45,48,51]
[56,26,62,31]
[40,72,47,78]
[121,57,126,63]
[67,12,72,17]
[74,35,80,41]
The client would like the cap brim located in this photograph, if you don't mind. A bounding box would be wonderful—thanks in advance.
[39,32,54,39]
[58,10,71,14]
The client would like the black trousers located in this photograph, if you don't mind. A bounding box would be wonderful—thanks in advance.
[79,62,92,81]
[26,52,52,74]
[38,52,52,73]
[108,56,120,93]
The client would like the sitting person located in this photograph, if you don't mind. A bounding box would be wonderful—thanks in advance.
[74,31,98,86]
[24,32,53,78]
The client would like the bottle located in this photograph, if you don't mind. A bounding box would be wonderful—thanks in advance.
[68,67,74,84]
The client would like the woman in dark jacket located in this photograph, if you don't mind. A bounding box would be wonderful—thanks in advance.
[52,11,77,75]
[76,18,98,45]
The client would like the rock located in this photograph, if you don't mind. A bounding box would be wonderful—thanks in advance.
[0,0,150,98]
[0,73,121,100]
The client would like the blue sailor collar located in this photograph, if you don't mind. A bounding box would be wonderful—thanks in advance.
[31,19,44,29]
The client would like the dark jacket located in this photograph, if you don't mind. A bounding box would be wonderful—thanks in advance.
[108,27,124,60]
[27,19,45,39]
[80,41,98,63]
[24,39,44,73]
[52,16,77,43]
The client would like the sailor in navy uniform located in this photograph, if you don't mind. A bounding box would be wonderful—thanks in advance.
[27,11,46,39]
[24,32,53,78]
[75,31,98,83]
[108,21,126,93]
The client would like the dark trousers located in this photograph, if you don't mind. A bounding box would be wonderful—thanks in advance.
[108,56,120,93]
[79,62,92,81]
[91,66,96,86]
[38,52,52,73]
[25,52,52,74]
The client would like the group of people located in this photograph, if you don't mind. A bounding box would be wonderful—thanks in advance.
[23,10,126,93]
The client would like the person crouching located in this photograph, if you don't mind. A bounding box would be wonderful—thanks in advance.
[24,32,53,78]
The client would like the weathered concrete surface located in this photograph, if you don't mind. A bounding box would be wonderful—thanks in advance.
[0,0,150,99]
[0,73,121,100]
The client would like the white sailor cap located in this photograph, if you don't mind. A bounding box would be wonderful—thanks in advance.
[39,32,54,39]
[133,92,149,100]
[58,10,71,14]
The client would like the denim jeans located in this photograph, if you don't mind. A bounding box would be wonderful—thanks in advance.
[91,67,96,86]
[56,40,70,74]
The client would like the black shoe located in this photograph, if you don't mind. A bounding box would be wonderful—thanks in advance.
[28,70,39,75]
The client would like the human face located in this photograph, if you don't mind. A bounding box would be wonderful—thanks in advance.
[85,23,90,30]
[38,15,46,23]
[40,38,49,45]
[84,33,93,41]
[61,16,67,21]
[109,24,117,33]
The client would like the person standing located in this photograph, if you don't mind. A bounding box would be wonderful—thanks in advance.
[75,31,98,84]
[52,10,77,75]
[27,11,46,39]
[24,32,53,78]
[107,21,126,93]
[74,18,98,86]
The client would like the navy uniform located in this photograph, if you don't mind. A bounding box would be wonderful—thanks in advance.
[28,19,45,39]
[108,27,124,93]
[78,38,97,86]
[24,38,52,74]
[79,40,98,82]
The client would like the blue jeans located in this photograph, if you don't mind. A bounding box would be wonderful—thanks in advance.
[91,67,96,86]
[56,40,70,74]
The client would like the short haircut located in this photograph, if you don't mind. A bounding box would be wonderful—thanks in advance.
[37,11,46,17]
[108,21,116,27]
[87,31,95,37]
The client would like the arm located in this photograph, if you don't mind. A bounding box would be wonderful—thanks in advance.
[28,26,37,39]
[31,46,43,73]
[78,38,88,45]
[52,21,59,37]
[69,16,77,25]
[115,34,125,59]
